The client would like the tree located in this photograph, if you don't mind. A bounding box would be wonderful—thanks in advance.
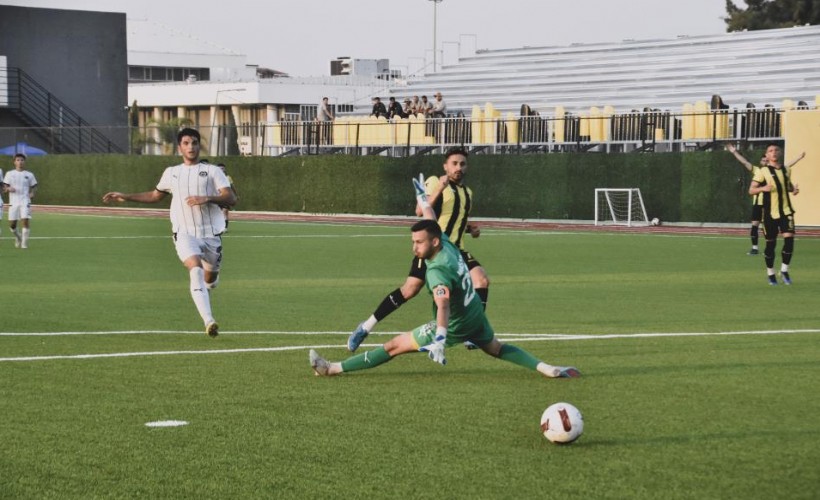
[147,116,194,155]
[725,0,820,31]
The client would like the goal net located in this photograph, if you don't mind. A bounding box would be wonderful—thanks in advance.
[594,188,649,226]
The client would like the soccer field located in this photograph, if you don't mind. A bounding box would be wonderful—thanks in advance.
[2,213,819,499]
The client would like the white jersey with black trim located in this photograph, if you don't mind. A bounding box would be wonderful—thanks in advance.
[3,169,38,206]
[156,162,231,238]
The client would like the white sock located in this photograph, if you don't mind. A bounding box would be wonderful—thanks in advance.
[362,315,378,332]
[21,228,30,247]
[767,268,776,276]
[189,267,214,325]
[536,362,560,378]
[781,263,789,273]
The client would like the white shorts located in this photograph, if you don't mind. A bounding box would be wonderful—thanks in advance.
[173,233,223,272]
[8,203,32,221]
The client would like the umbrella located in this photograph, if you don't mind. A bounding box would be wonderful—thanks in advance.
[0,142,48,156]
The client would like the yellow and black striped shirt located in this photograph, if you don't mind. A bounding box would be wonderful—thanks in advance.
[425,177,473,250]
[750,165,764,206]
[753,165,795,220]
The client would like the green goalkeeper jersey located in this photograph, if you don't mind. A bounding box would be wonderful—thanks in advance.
[424,233,484,334]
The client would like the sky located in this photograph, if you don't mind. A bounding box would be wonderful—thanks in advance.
[4,0,734,76]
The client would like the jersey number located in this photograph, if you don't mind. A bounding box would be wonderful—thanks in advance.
[459,263,476,307]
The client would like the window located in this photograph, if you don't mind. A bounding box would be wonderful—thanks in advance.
[127,66,210,82]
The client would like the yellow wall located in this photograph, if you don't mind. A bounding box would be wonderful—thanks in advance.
[783,109,820,226]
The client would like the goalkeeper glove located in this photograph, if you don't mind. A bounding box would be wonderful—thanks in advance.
[419,327,447,365]
[413,173,430,209]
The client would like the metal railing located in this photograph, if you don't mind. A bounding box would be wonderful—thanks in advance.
[0,107,792,157]
[257,106,788,156]
[0,67,125,154]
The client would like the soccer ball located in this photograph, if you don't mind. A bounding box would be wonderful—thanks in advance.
[651,217,660,226]
[540,402,584,444]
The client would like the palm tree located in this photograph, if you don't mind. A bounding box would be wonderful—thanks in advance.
[147,116,195,155]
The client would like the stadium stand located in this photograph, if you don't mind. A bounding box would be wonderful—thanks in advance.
[398,25,820,115]
[267,26,820,154]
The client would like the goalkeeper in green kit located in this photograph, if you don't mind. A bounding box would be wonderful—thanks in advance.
[309,175,580,378]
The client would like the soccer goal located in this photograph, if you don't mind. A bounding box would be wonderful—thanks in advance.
[594,188,649,226]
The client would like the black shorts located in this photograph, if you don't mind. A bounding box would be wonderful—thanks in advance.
[750,204,763,222]
[407,250,482,280]
[460,250,482,270]
[762,214,795,238]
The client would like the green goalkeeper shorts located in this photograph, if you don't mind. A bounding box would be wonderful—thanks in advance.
[412,317,495,349]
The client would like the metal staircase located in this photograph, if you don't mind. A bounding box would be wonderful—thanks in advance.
[0,67,124,153]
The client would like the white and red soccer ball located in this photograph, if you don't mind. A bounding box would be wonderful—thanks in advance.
[540,402,584,444]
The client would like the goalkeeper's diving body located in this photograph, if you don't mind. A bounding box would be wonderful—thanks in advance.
[308,175,580,378]
[347,148,489,352]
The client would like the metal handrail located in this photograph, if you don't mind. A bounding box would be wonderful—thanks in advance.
[0,67,124,153]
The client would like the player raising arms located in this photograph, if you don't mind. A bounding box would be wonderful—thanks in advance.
[347,148,489,352]
[748,143,800,285]
[308,175,579,379]
[102,128,236,336]
[727,143,804,255]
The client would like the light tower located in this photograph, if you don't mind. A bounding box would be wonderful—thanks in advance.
[429,0,443,72]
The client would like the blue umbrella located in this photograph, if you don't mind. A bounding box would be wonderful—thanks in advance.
[0,142,48,156]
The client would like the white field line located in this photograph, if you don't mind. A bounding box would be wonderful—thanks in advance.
[5,233,407,241]
[5,231,771,242]
[1,329,818,363]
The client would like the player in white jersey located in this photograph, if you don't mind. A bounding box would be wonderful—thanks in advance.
[102,128,237,337]
[3,153,38,249]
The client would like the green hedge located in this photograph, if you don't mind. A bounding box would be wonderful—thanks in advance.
[21,150,759,223]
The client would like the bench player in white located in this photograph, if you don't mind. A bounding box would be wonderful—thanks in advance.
[102,128,236,336]
[3,153,38,248]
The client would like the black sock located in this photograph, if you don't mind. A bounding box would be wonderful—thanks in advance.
[782,236,794,265]
[750,225,758,246]
[373,288,406,321]
[764,240,777,269]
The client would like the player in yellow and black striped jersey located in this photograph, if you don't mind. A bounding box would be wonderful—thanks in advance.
[749,143,800,286]
[347,148,490,352]
[728,144,804,256]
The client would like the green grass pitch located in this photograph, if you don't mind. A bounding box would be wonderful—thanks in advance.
[1,213,819,499]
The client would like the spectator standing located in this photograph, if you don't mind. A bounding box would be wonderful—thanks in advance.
[371,97,387,118]
[317,96,334,122]
[431,92,447,118]
[3,153,38,249]
[317,96,334,144]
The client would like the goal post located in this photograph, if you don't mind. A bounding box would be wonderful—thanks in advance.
[594,188,649,226]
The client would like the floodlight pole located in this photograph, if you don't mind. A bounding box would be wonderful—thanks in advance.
[429,0,443,72]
